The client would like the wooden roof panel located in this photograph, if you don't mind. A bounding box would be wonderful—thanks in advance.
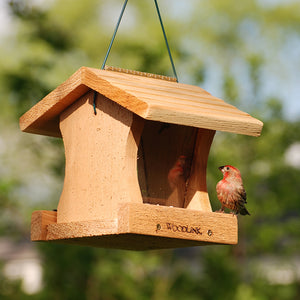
[19,66,263,137]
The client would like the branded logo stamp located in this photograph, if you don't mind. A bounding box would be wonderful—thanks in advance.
[166,223,203,235]
[155,223,213,236]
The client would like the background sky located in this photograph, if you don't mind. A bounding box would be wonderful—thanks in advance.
[1,0,299,121]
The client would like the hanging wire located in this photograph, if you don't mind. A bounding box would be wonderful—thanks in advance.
[93,0,178,114]
[93,0,128,115]
[101,0,129,70]
[153,0,178,82]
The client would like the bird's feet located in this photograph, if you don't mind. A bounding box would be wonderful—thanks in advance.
[215,209,225,213]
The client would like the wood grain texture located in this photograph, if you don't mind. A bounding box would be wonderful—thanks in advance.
[184,128,216,211]
[118,203,237,245]
[57,91,143,223]
[104,65,177,82]
[31,204,237,250]
[31,210,57,241]
[19,67,263,138]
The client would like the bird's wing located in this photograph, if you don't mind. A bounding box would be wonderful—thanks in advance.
[237,185,247,203]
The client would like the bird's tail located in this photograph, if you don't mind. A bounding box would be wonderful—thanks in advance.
[240,207,250,216]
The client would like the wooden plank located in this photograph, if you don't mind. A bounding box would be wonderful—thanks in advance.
[104,65,177,82]
[105,84,247,115]
[145,105,262,137]
[101,77,218,99]
[31,204,237,250]
[20,77,91,138]
[91,67,211,94]
[19,68,148,138]
[20,67,263,138]
[118,203,237,245]
[132,95,248,117]
[47,219,118,240]
[184,129,215,211]
[57,91,143,223]
[31,210,57,241]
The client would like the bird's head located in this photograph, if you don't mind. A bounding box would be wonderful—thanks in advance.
[218,165,242,180]
[175,155,186,168]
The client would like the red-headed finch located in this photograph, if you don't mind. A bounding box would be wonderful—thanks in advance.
[168,155,186,190]
[216,165,250,215]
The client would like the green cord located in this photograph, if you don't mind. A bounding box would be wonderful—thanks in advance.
[93,0,178,115]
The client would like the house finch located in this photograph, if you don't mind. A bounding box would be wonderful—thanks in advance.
[167,155,187,190]
[216,165,250,215]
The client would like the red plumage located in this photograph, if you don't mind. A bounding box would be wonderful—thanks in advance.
[216,165,250,215]
[168,155,186,190]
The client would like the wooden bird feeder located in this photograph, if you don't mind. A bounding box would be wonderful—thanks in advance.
[20,66,263,250]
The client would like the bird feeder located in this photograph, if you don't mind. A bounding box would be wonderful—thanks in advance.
[20,66,263,250]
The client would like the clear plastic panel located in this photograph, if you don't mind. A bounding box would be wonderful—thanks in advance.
[137,121,198,207]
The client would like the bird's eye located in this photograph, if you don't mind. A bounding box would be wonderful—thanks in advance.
[226,167,230,170]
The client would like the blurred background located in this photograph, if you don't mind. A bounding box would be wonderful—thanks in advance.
[0,0,300,299]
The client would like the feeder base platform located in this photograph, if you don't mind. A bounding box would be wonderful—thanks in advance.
[31,203,238,250]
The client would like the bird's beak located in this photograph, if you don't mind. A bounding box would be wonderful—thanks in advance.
[218,166,224,171]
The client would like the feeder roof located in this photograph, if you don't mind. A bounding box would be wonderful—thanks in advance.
[19,67,263,138]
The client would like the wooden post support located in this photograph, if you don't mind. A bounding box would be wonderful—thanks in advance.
[57,91,144,223]
[184,128,216,211]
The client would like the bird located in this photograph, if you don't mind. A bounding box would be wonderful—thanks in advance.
[166,155,188,207]
[216,165,250,215]
[167,155,187,191]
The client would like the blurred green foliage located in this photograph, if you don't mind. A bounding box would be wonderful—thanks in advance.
[1,0,300,299]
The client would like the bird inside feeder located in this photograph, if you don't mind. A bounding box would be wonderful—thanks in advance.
[138,120,214,212]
